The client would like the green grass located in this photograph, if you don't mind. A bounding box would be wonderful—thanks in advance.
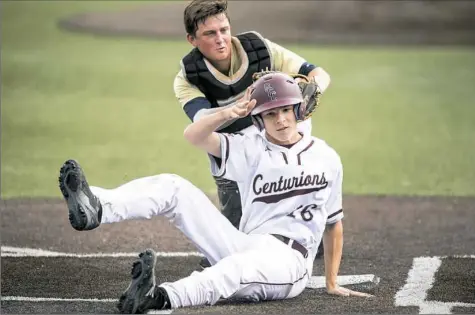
[2,1,475,198]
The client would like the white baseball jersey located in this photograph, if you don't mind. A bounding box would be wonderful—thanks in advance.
[210,131,344,256]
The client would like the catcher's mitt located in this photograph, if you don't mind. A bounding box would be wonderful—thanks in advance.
[252,70,321,120]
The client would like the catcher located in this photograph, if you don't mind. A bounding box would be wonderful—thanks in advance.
[174,0,330,268]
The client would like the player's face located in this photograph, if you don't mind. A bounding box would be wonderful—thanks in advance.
[187,13,232,64]
[261,105,302,145]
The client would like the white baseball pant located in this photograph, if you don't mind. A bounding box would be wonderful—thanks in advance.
[91,174,310,308]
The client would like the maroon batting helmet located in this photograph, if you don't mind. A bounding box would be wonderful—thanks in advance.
[250,72,304,130]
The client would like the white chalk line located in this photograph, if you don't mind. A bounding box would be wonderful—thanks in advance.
[394,256,475,314]
[1,296,116,303]
[1,296,173,314]
[4,247,473,259]
[1,246,203,258]
[404,255,475,259]
[306,274,377,289]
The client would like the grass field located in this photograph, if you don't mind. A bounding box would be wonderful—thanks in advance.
[2,1,475,198]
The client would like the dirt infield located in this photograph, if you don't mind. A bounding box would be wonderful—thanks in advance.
[1,195,474,255]
[2,2,475,313]
[2,196,475,313]
[57,1,475,45]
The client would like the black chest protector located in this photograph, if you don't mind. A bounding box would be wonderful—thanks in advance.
[182,32,271,133]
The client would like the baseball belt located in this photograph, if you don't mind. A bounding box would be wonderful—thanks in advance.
[272,234,309,258]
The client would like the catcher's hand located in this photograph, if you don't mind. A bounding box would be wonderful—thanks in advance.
[252,70,321,121]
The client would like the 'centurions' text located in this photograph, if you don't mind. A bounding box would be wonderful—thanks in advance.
[252,172,327,196]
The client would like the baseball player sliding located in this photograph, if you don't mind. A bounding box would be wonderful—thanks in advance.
[58,72,372,314]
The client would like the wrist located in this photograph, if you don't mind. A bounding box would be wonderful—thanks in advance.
[326,280,337,290]
[312,73,330,94]
[219,107,234,121]
[325,271,338,288]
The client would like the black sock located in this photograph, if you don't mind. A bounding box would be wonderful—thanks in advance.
[137,285,171,312]
[155,286,171,310]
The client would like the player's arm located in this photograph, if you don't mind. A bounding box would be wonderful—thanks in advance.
[323,220,344,291]
[174,71,245,131]
[304,66,331,94]
[174,71,210,120]
[183,88,256,157]
[323,219,373,298]
[323,159,373,298]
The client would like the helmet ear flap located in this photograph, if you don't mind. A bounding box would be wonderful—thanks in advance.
[252,114,264,131]
[293,102,307,121]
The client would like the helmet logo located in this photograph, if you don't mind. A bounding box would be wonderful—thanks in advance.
[264,83,277,101]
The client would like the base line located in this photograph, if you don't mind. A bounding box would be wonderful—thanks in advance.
[1,296,116,302]
[1,246,203,258]
[1,296,172,314]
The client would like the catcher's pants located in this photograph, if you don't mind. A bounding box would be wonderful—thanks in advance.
[214,177,242,229]
[91,174,310,309]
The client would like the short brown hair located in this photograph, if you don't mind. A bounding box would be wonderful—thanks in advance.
[184,0,230,36]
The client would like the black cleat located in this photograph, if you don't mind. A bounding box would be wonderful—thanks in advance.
[58,159,102,231]
[118,249,170,314]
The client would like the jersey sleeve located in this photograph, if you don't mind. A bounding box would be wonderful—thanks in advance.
[209,132,256,183]
[174,69,214,121]
[325,157,344,225]
[173,70,206,108]
[266,39,307,74]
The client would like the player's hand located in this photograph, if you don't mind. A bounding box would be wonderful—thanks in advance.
[229,98,256,119]
[226,87,256,119]
[327,284,374,298]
